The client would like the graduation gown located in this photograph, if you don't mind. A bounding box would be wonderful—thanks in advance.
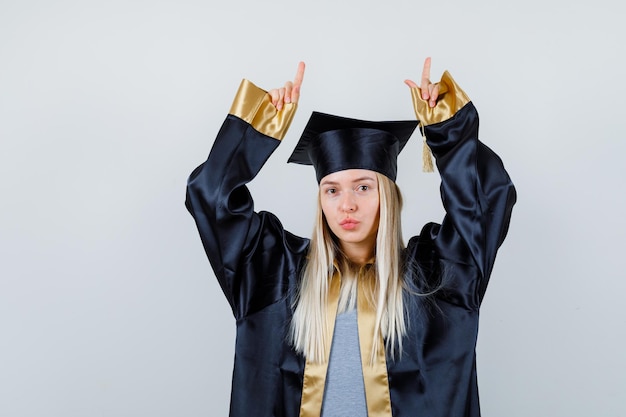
[186,75,516,417]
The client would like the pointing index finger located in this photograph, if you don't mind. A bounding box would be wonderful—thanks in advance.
[421,57,432,84]
[420,57,432,100]
[294,61,305,87]
[292,61,306,103]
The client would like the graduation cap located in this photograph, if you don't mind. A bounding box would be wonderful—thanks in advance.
[288,112,419,183]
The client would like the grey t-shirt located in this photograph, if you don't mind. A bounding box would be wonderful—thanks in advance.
[321,308,367,416]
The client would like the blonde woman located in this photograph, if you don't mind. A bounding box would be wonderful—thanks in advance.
[186,58,516,417]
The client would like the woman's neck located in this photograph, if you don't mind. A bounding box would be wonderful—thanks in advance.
[340,241,375,266]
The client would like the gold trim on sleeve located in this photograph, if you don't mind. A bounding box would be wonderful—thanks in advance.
[409,70,471,126]
[228,79,297,140]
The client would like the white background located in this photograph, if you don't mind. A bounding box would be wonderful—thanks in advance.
[1,0,625,416]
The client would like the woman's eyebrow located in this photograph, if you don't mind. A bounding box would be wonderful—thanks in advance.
[320,177,376,187]
[352,176,376,183]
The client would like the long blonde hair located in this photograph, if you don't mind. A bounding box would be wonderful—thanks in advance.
[290,173,406,364]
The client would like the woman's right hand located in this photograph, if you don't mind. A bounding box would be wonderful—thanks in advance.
[268,61,306,111]
[404,57,440,108]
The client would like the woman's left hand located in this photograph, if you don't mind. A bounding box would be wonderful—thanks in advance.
[268,61,306,111]
[405,57,439,108]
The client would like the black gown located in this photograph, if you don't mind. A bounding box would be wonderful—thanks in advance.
[186,75,516,417]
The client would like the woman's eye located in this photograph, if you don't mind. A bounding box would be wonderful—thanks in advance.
[326,188,336,194]
[357,185,369,191]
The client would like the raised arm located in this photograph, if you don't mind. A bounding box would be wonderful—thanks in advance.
[406,58,516,303]
[185,63,308,319]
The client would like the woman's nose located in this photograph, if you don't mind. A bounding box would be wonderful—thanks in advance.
[341,194,356,212]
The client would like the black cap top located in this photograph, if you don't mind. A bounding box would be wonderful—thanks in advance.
[288,111,419,183]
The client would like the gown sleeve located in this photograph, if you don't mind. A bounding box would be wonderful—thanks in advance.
[185,79,309,320]
[407,72,517,306]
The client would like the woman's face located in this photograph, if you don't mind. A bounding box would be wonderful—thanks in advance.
[319,169,380,256]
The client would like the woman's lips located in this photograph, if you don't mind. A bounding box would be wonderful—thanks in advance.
[340,219,359,230]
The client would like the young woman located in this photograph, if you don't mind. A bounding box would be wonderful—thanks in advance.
[186,58,516,417]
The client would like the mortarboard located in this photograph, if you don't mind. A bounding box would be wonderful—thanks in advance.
[287,112,419,183]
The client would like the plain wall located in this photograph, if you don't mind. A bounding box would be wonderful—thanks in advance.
[1,0,624,416]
